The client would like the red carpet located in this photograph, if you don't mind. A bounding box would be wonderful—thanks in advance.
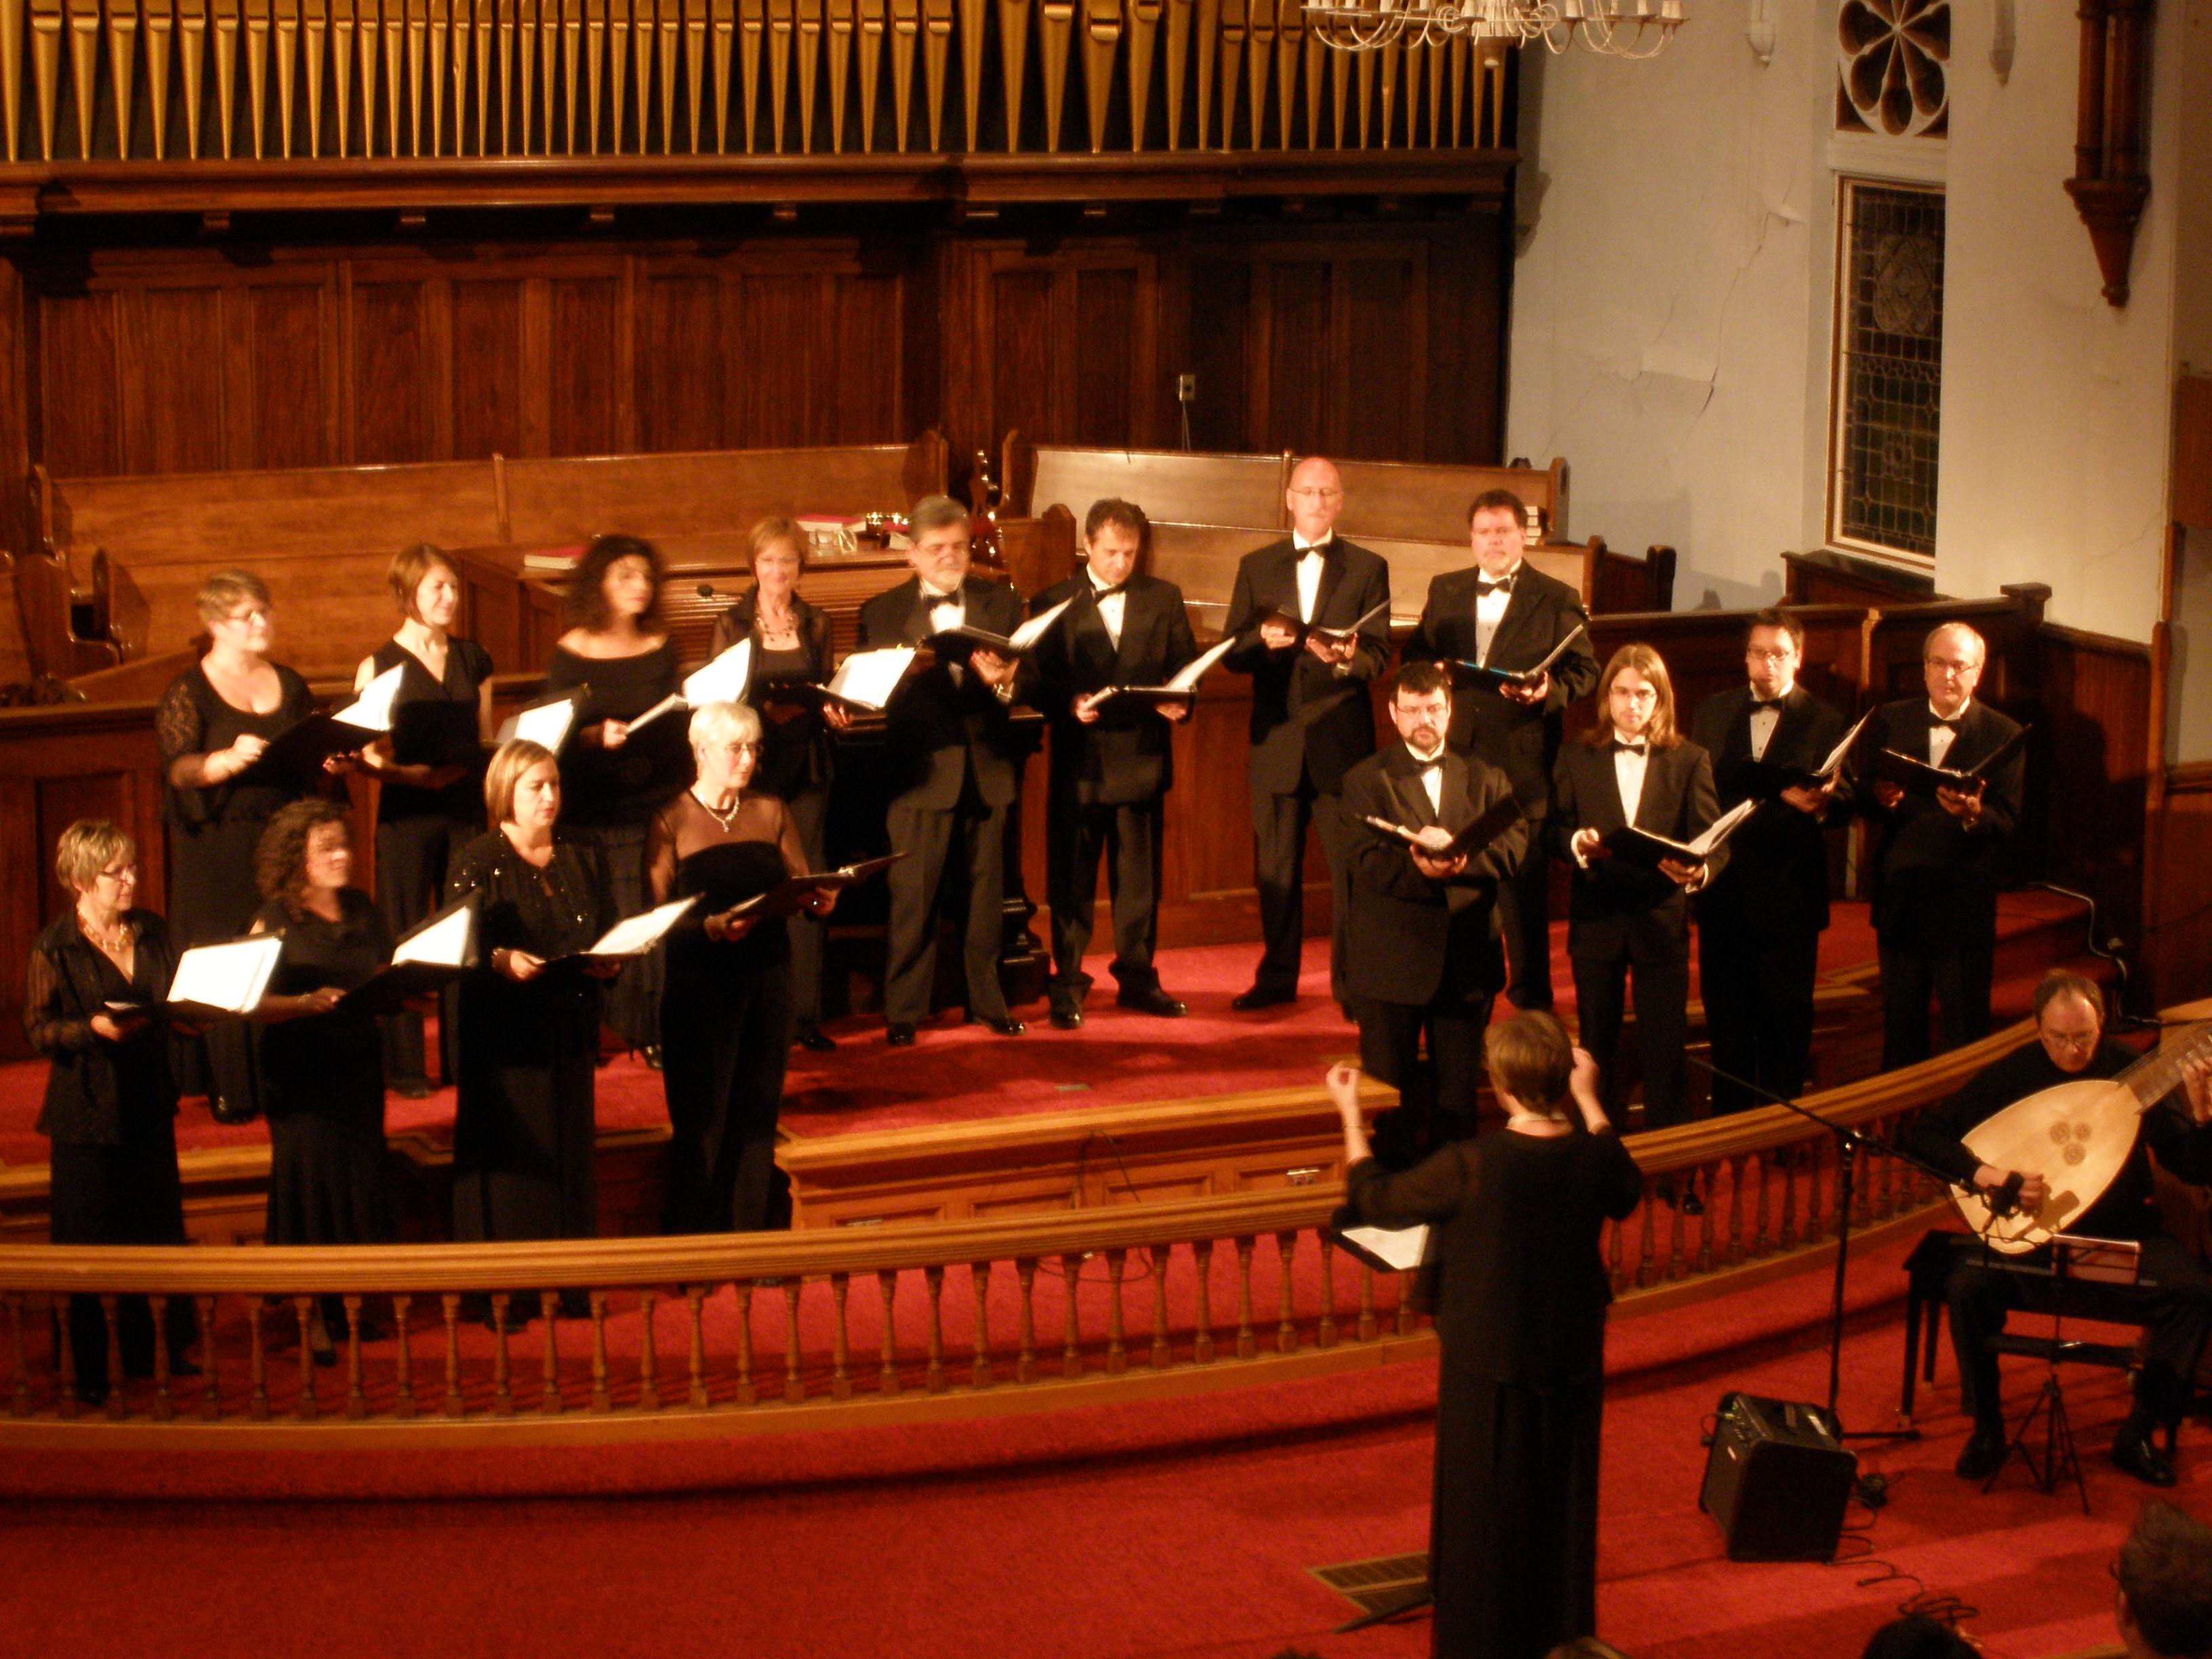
[0,1228,2191,1659]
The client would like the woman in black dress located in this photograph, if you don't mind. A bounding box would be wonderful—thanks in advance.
[647,701,836,1233]
[1332,1011,1643,1659]
[249,798,396,1357]
[707,518,838,1050]
[446,740,617,1256]
[155,569,323,1122]
[546,535,688,1063]
[356,544,494,1097]
[25,820,197,1406]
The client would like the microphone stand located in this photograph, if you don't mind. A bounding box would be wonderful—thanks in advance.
[1687,1055,1956,1443]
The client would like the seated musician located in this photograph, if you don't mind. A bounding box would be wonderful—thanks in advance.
[1904,970,2212,1488]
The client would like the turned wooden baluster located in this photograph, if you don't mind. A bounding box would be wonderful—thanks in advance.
[638,1287,661,1409]
[1666,1178,1687,1280]
[1605,1215,1625,1294]
[1635,1201,1657,1289]
[1273,1232,1297,1353]
[589,1291,611,1412]
[1056,1252,1083,1377]
[922,1264,945,1391]
[1357,1261,1376,1340]
[539,1291,562,1414]
[1724,1153,1746,1266]
[1231,1235,1256,1359]
[1192,1240,1216,1361]
[55,1294,79,1419]
[830,1273,854,1400]
[876,1271,899,1394]
[392,1294,415,1419]
[1015,1258,1038,1382]
[343,1295,367,1420]
[968,1262,991,1387]
[1394,1269,1416,1335]
[292,1296,317,1420]
[684,1284,710,1407]
[780,1279,804,1403]
[1778,1145,1799,1250]
[441,1293,464,1416]
[1146,1246,1170,1367]
[5,1294,30,1417]
[733,1282,756,1405]
[193,1295,220,1421]
[1695,1162,1717,1275]
[1315,1236,1336,1348]
[141,1296,171,1422]
[489,1294,514,1416]
[1103,1249,1128,1374]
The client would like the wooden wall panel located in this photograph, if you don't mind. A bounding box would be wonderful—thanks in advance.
[1342,256,1418,460]
[989,267,1059,447]
[1185,258,1250,455]
[240,283,340,471]
[733,274,829,446]
[1071,266,1137,447]
[119,288,228,475]
[833,273,904,442]
[348,281,440,463]
[449,278,529,458]
[1261,258,1332,457]
[550,276,632,455]
[38,291,125,479]
[639,273,724,451]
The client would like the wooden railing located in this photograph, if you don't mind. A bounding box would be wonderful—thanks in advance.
[0,1020,2026,1442]
[0,0,1507,166]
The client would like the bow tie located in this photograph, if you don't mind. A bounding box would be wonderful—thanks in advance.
[1296,541,1330,558]
[1612,739,1648,756]
[1090,582,1128,601]
[1929,719,1958,734]
[924,588,962,605]
[1750,697,1786,713]
[1409,754,1444,773]
[1475,577,1515,598]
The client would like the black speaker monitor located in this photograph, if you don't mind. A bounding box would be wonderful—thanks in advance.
[1698,1391,1858,1563]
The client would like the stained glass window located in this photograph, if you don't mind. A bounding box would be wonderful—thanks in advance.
[1829,180,1944,562]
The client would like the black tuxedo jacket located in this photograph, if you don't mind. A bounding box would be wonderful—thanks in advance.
[1689,682,1848,941]
[1342,743,1527,1007]
[1029,573,1199,806]
[1853,697,2023,947]
[1550,737,1721,964]
[1221,536,1392,795]
[857,574,1033,811]
[1403,562,1597,821]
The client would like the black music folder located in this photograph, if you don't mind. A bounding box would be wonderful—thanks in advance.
[335,893,480,1015]
[1875,722,2030,798]
[1454,622,1589,692]
[1360,792,1523,860]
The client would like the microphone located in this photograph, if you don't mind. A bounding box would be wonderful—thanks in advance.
[1989,1172,2026,1218]
[697,583,721,601]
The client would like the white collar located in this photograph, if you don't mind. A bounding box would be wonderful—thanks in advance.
[1087,569,1126,595]
[1477,559,1523,584]
[1406,742,1446,767]
[1751,679,1796,703]
[921,581,963,601]
[1929,698,1971,722]
[1294,533,1333,555]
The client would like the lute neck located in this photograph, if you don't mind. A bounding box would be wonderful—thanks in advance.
[2120,1019,2212,1117]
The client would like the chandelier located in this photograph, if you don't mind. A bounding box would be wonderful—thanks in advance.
[1303,0,1685,58]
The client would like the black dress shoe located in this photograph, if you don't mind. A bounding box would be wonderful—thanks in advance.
[1954,1422,2008,1481]
[1231,986,1295,1012]
[965,1013,1026,1037]
[391,1078,432,1100]
[641,1045,664,1071]
[794,1026,838,1052]
[2111,1423,2179,1487]
[886,1023,917,1047]
[1048,1002,1084,1030]
[1117,988,1187,1019]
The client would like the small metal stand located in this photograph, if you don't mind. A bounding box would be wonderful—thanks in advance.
[1981,1234,2141,1514]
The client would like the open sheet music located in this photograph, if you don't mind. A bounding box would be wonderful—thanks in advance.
[720,854,905,922]
[495,685,590,754]
[787,646,918,714]
[337,894,480,1014]
[928,597,1073,658]
[1599,796,1757,869]
[1454,622,1587,691]
[229,665,409,787]
[110,934,285,1020]
[1732,709,1876,800]
[626,638,756,735]
[1876,722,2030,797]
[545,895,701,967]
[1361,792,1524,859]
[1327,1222,1432,1275]
[1091,636,1237,710]
[1268,598,1389,646]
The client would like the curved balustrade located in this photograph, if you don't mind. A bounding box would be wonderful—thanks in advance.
[0,1019,2029,1443]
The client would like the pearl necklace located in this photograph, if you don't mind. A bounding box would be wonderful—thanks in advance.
[80,912,131,956]
[693,787,743,832]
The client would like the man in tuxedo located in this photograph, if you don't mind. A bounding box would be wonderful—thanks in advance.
[1221,455,1393,1010]
[1857,621,2025,1069]
[1341,661,1528,1151]
[1028,498,1200,1029]
[1403,488,1598,1012]
[1552,644,1721,1138]
[1689,609,1850,1113]
[856,494,1033,1046]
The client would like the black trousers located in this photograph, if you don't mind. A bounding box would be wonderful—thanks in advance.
[1356,988,1495,1157]
[1497,833,1556,1012]
[782,783,830,1031]
[1572,952,1689,1130]
[1047,794,1164,1001]
[1945,1235,2212,1429]
[49,1129,195,1393]
[1250,773,1351,1002]
[884,778,1010,1027]
[375,811,470,1088]
[1700,918,1820,1113]
[1879,939,1994,1070]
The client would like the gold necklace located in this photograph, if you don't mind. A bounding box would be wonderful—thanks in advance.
[80,912,131,955]
[693,787,742,832]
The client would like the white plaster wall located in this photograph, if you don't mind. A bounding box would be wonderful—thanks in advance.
[1504,1,1831,612]
[1932,1,2185,644]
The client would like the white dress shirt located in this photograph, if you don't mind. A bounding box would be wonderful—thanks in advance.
[1407,741,1446,817]
[1928,700,1968,768]
[924,583,966,682]
[1088,569,1126,649]
[1293,533,1331,623]
[1472,559,1522,667]
[1612,739,1650,824]
[1748,680,1793,762]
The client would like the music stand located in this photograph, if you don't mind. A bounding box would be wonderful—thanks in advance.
[1980,1233,2142,1513]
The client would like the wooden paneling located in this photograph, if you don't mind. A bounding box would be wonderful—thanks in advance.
[2178,373,2212,529]
[449,278,529,459]
[348,279,439,463]
[2036,621,2152,958]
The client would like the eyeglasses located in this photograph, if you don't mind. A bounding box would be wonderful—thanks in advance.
[1745,647,1796,663]
[222,606,272,626]
[702,741,762,756]
[94,864,138,884]
[1925,656,1978,675]
[1288,487,1344,501]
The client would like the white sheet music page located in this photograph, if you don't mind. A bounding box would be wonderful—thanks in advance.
[585,895,701,958]
[335,663,407,732]
[392,903,475,968]
[167,935,284,1013]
